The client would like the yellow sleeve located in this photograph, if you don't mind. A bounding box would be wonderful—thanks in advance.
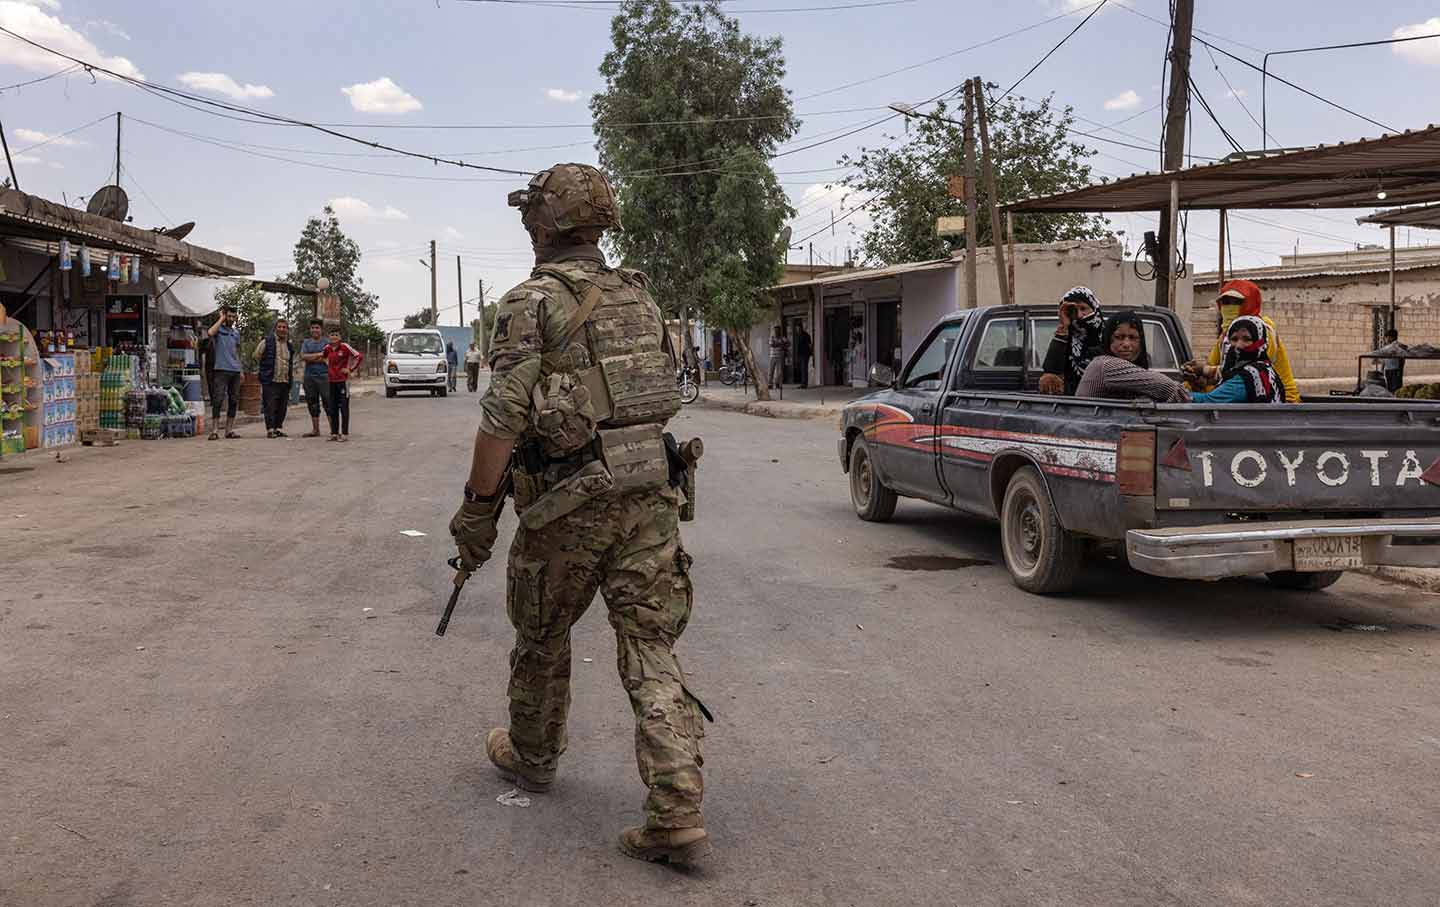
[1263,317,1301,403]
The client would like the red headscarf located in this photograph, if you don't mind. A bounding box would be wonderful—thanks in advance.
[1216,279,1262,317]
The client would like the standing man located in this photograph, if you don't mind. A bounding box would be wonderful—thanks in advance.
[206,305,242,441]
[445,340,460,393]
[1383,328,1405,392]
[448,163,709,865]
[464,341,483,392]
[768,323,789,389]
[299,319,329,438]
[795,325,813,389]
[321,327,363,442]
[255,318,296,438]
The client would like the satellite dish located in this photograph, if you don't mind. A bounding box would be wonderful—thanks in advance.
[86,185,129,223]
[779,225,793,248]
[156,221,196,241]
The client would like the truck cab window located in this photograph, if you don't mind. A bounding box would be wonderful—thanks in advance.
[972,317,1024,370]
[901,322,964,390]
[1142,320,1180,372]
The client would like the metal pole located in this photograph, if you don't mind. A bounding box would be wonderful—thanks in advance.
[1155,0,1194,308]
[974,77,1011,308]
[114,112,122,188]
[478,279,487,359]
[0,118,18,190]
[429,239,438,325]
[962,80,979,308]
[1217,208,1227,284]
[455,255,464,326]
[1261,53,1271,152]
[1389,224,1397,331]
[1167,180,1180,311]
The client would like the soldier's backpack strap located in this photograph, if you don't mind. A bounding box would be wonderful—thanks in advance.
[532,264,604,346]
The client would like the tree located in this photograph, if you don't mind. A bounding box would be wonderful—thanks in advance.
[402,308,435,329]
[839,91,1109,267]
[591,0,796,400]
[214,281,275,372]
[281,205,380,332]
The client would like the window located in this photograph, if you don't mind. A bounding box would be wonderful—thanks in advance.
[390,333,444,355]
[1141,320,1180,371]
[971,317,1024,370]
[1030,317,1059,369]
[901,322,965,390]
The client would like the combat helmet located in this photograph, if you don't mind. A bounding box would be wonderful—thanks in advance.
[508,163,622,247]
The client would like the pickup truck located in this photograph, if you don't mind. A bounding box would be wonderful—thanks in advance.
[839,304,1440,594]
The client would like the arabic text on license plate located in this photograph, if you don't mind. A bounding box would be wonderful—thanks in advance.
[1293,535,1364,571]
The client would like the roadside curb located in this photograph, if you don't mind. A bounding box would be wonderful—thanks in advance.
[694,393,844,427]
[1361,566,1440,593]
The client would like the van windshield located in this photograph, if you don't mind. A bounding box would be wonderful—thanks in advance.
[390,334,443,355]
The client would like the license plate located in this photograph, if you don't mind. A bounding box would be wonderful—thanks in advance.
[1293,535,1364,570]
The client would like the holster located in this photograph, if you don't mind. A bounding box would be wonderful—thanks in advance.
[519,459,615,531]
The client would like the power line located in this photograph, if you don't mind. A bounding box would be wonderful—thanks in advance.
[11,113,112,155]
[0,63,81,92]
[999,0,1109,101]
[118,161,177,227]
[1186,74,1243,154]
[1200,42,1271,146]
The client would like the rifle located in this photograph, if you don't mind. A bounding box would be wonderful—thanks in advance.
[435,556,473,637]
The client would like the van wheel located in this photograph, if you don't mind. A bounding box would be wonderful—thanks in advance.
[849,438,897,522]
[1266,570,1343,591]
[438,387,448,398]
[1000,466,1082,595]
[385,388,396,398]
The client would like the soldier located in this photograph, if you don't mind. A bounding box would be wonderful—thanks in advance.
[449,163,710,865]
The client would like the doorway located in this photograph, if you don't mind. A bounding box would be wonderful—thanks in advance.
[824,306,849,386]
[874,301,900,371]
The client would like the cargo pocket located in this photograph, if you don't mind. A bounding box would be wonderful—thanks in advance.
[506,557,547,641]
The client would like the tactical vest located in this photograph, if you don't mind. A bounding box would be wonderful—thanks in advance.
[533,262,681,430]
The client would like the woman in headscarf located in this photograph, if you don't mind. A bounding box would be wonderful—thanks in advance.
[1184,279,1299,402]
[1076,311,1190,402]
[1039,286,1104,395]
[1189,315,1285,403]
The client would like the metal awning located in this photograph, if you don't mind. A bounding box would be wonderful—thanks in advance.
[1357,203,1440,230]
[1004,125,1440,213]
[0,186,253,277]
[768,257,953,292]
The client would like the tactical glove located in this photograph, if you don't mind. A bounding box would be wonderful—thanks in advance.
[450,493,505,572]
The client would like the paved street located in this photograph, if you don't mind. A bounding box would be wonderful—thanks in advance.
[3,390,1440,906]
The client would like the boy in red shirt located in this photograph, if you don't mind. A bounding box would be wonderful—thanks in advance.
[321,327,363,442]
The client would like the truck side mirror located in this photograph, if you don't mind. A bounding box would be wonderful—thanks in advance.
[869,363,895,388]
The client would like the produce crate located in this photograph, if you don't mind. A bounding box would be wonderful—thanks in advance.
[80,428,122,447]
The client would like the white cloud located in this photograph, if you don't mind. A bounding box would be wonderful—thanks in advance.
[341,77,422,114]
[13,153,61,169]
[1393,19,1440,66]
[442,226,464,241]
[1103,89,1141,111]
[13,127,83,147]
[85,18,129,41]
[545,88,583,103]
[327,196,409,222]
[178,71,274,101]
[0,1,143,79]
[1226,87,1248,100]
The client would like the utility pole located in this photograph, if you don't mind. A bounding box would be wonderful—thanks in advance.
[114,112,122,188]
[429,239,438,325]
[973,77,1010,306]
[455,255,464,326]
[478,278,487,358]
[961,80,979,308]
[1154,0,1194,308]
[0,118,19,190]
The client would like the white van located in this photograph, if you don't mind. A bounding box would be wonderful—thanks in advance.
[384,328,448,397]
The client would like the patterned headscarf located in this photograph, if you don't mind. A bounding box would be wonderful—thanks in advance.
[1221,315,1284,404]
[1061,286,1105,390]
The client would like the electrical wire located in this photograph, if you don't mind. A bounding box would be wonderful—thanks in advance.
[11,113,112,155]
[999,0,1109,101]
[0,63,81,92]
[1201,42,1271,146]
[118,161,177,227]
[1187,74,1244,154]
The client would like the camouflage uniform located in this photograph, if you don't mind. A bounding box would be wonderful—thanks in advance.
[479,249,706,831]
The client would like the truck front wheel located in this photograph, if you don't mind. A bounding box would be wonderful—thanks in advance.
[1266,570,1343,591]
[1001,466,1082,595]
[849,438,897,522]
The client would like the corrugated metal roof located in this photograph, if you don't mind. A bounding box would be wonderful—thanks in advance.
[1357,202,1440,230]
[768,256,953,292]
[1004,125,1440,213]
[1193,259,1440,287]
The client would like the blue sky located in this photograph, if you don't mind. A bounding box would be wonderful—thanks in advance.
[0,0,1438,326]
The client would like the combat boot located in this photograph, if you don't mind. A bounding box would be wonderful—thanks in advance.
[485,728,553,793]
[618,826,712,865]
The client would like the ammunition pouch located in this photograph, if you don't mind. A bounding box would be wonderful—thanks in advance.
[595,423,668,494]
[576,351,681,427]
[531,372,598,455]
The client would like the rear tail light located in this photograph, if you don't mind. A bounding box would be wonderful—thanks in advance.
[1118,430,1156,495]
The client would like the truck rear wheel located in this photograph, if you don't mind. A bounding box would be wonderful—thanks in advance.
[1266,570,1343,591]
[849,438,897,522]
[1001,466,1082,595]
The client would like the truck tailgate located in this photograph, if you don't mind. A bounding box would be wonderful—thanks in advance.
[1151,404,1440,513]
